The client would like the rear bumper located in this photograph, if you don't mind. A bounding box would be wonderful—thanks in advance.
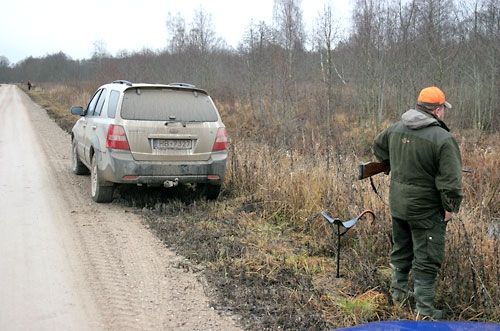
[98,150,227,185]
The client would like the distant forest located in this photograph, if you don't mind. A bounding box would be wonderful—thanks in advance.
[1,0,498,130]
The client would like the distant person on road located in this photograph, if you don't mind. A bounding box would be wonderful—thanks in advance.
[27,80,32,90]
[373,86,463,319]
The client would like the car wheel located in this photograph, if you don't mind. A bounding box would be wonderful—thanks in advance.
[71,139,89,175]
[90,153,114,203]
[203,184,221,200]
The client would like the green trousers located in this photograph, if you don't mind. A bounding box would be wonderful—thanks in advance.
[390,213,448,317]
[391,212,447,280]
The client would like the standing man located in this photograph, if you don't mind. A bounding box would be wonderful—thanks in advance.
[373,86,463,319]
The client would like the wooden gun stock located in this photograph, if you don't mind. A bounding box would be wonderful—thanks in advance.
[358,161,390,180]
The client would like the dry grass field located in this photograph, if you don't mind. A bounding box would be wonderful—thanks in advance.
[23,83,499,329]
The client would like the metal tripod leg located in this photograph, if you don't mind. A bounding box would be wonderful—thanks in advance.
[336,223,341,278]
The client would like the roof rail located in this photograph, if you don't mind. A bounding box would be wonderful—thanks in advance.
[112,80,133,86]
[168,82,196,88]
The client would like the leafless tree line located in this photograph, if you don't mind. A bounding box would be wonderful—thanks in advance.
[1,0,498,132]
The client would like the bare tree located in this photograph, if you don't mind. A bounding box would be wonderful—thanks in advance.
[414,0,458,83]
[0,55,12,83]
[92,39,110,58]
[272,0,305,136]
[313,3,346,116]
[241,20,275,111]
[273,0,305,82]
[313,3,348,169]
[166,12,187,53]
[457,0,499,129]
[392,0,419,111]
[270,0,304,154]
[351,0,394,121]
[188,8,220,54]
[0,55,9,68]
[185,8,222,88]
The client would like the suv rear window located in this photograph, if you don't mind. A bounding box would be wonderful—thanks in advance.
[120,88,218,122]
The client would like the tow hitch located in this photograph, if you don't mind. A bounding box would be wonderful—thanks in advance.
[163,178,179,188]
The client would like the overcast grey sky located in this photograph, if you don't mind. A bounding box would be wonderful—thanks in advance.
[0,0,352,65]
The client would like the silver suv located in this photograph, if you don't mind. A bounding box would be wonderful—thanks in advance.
[70,80,228,202]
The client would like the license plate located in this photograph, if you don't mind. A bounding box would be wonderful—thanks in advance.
[152,139,192,150]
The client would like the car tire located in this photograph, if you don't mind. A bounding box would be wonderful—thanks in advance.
[203,183,221,200]
[90,153,114,203]
[71,139,89,175]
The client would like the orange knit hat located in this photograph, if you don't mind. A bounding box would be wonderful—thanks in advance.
[417,86,452,109]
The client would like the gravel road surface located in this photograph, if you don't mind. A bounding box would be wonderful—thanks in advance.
[0,84,240,331]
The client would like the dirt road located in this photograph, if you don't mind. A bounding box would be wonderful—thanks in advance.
[0,85,240,330]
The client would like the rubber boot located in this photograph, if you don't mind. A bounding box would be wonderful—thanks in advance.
[414,279,444,319]
[391,270,410,306]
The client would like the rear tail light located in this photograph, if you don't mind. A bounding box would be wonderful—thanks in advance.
[106,124,130,150]
[212,128,229,151]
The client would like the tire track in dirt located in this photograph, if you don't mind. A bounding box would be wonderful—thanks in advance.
[15,85,241,330]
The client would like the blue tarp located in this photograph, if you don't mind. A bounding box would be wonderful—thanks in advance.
[335,320,500,331]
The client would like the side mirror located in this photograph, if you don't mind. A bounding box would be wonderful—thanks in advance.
[70,106,85,116]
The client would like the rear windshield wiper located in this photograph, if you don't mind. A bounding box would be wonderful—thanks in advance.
[164,118,203,127]
[164,116,191,127]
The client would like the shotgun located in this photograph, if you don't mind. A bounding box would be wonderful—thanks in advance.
[358,161,472,180]
[358,161,390,180]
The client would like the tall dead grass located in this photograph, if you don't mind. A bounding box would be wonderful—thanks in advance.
[220,100,499,322]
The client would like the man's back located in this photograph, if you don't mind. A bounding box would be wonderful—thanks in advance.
[374,108,462,220]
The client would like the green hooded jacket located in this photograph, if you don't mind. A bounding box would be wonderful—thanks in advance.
[373,108,463,220]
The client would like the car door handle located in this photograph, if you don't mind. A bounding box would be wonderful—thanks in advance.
[92,125,97,130]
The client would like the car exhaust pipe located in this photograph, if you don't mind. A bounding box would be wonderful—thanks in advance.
[163,178,179,188]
